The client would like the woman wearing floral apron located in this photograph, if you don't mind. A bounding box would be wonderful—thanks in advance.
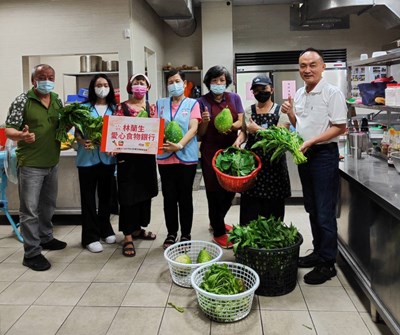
[234,75,291,225]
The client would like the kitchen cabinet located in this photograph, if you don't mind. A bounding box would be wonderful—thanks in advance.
[338,156,400,335]
[6,150,82,215]
[162,70,202,98]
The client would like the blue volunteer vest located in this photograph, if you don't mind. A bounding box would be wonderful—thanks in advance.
[157,97,198,163]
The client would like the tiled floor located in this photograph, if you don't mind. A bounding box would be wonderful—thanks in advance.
[0,189,393,335]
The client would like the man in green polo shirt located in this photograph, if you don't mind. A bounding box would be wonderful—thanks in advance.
[5,64,67,271]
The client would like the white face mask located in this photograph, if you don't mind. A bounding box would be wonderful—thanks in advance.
[95,86,110,98]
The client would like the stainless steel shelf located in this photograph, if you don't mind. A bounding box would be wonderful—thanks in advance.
[354,104,400,113]
[348,52,400,67]
[64,72,119,76]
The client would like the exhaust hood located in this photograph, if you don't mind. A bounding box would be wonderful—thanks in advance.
[144,0,196,37]
[305,0,400,30]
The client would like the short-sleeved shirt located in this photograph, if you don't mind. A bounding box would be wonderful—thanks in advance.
[5,89,62,168]
[293,78,347,143]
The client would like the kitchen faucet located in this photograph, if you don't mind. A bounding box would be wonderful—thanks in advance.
[368,110,384,121]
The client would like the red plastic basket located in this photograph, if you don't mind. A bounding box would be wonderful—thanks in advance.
[212,149,262,193]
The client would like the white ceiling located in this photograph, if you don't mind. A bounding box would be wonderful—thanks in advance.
[193,0,294,6]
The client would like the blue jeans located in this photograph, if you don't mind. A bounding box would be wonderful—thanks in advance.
[298,143,339,263]
[18,165,58,258]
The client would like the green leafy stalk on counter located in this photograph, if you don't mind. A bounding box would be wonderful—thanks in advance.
[228,215,299,253]
[215,146,256,177]
[251,126,307,165]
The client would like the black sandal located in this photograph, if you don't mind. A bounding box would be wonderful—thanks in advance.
[122,241,136,257]
[163,234,177,250]
[180,235,191,242]
[132,229,156,240]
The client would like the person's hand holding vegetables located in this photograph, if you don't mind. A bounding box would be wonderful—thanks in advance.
[162,141,184,152]
[219,116,242,136]
[299,139,314,154]
[75,131,93,150]
[81,139,94,150]
[232,133,245,148]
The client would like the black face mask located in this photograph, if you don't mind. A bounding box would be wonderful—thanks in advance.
[254,91,271,103]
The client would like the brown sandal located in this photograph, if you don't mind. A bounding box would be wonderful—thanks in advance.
[132,229,156,240]
[122,241,136,257]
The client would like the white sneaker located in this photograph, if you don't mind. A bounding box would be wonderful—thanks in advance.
[104,235,116,244]
[87,241,103,253]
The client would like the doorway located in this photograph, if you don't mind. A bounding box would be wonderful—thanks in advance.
[144,47,157,101]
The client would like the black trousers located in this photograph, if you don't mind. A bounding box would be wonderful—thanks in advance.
[78,163,116,247]
[239,194,285,225]
[206,189,235,237]
[119,199,151,236]
[158,164,197,237]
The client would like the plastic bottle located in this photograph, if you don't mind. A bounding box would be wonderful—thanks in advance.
[385,83,397,106]
[381,131,389,156]
[395,83,400,107]
[388,146,395,167]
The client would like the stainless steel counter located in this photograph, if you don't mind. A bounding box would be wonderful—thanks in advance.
[6,149,82,215]
[338,154,400,335]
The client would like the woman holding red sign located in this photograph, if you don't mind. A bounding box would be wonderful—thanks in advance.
[113,73,158,257]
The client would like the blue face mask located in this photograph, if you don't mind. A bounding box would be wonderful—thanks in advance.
[168,82,184,97]
[36,80,55,94]
[210,84,226,95]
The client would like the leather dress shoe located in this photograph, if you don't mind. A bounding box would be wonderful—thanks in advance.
[298,252,322,268]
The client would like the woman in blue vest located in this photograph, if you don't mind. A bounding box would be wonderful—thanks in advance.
[157,70,201,249]
[76,73,117,253]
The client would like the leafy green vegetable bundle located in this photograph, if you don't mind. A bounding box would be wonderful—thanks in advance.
[229,215,299,253]
[83,116,104,146]
[56,103,103,147]
[251,126,307,165]
[200,263,245,295]
[215,146,256,177]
